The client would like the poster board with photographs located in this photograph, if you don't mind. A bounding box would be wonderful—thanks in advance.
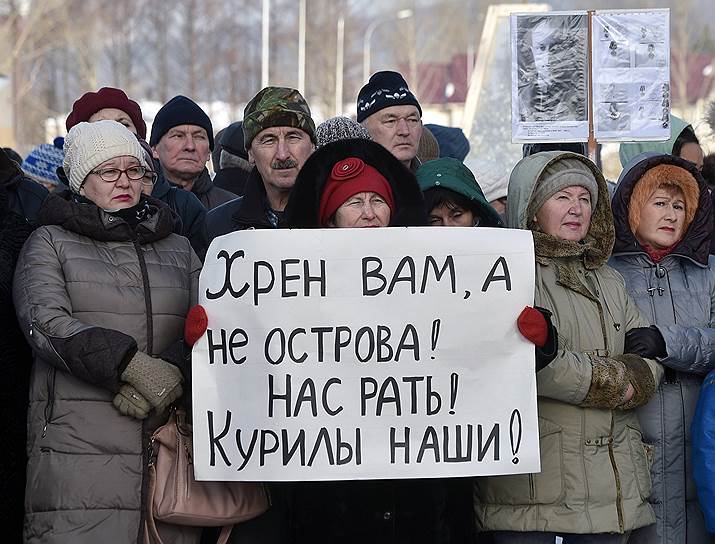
[511,11,589,143]
[592,9,670,141]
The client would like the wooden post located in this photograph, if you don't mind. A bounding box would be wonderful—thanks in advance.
[587,10,597,163]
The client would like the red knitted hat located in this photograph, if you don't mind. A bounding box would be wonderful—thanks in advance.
[66,87,147,140]
[318,157,395,226]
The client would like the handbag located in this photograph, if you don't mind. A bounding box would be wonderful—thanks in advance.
[145,407,269,544]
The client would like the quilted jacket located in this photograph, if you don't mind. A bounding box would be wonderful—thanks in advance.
[13,192,201,543]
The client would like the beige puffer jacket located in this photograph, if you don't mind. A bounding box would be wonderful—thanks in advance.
[474,152,663,534]
[13,193,201,544]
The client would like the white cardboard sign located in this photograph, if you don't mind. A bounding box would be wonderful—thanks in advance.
[192,227,539,481]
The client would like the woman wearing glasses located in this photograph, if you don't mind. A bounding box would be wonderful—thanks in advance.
[13,120,201,543]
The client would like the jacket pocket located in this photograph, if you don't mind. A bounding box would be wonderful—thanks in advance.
[474,418,565,506]
[627,425,653,501]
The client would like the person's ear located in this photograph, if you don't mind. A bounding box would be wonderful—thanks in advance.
[247,148,255,165]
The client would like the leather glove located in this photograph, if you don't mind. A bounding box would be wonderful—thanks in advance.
[185,304,208,346]
[625,326,666,359]
[518,306,558,372]
[121,351,183,413]
[113,384,151,419]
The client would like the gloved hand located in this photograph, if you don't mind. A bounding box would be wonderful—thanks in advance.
[625,326,667,359]
[113,383,151,419]
[582,353,656,410]
[121,351,184,413]
[518,306,548,347]
[518,306,558,372]
[185,304,208,346]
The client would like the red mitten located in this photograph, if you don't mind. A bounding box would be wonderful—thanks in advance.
[517,306,548,348]
[185,304,208,346]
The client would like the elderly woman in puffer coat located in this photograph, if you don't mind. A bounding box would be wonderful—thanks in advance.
[13,120,202,544]
[609,153,715,544]
[474,151,663,543]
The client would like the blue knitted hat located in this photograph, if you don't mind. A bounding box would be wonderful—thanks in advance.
[22,137,64,186]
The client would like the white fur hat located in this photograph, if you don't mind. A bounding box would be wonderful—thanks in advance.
[63,120,147,193]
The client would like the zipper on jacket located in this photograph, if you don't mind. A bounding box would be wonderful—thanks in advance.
[132,238,155,544]
[132,239,154,355]
[607,415,625,532]
[528,474,535,501]
[42,366,57,438]
[30,320,68,437]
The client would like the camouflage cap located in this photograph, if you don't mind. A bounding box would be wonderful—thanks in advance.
[243,87,316,150]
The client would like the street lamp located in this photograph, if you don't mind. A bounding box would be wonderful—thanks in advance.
[261,0,270,87]
[336,16,345,115]
[362,9,413,83]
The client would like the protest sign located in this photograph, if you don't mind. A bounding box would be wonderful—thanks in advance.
[192,227,539,482]
[592,9,670,141]
[511,11,589,143]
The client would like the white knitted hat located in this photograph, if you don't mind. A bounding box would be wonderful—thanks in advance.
[63,120,147,193]
[465,157,510,202]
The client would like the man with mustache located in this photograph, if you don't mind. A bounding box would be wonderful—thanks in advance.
[206,87,316,239]
[357,70,423,171]
[151,95,236,210]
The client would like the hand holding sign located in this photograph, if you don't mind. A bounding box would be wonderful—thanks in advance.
[185,304,208,346]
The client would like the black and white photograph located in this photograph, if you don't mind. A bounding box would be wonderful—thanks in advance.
[636,42,667,68]
[513,13,588,123]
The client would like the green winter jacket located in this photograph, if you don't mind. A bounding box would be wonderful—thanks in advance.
[619,114,691,168]
[474,151,663,534]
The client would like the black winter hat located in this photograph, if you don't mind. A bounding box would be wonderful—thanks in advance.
[150,95,214,150]
[218,121,248,160]
[356,71,422,123]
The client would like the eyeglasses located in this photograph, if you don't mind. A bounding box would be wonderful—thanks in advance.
[90,166,154,186]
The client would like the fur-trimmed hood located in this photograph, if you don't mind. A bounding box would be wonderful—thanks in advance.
[611,153,713,266]
[507,150,614,269]
[284,138,428,228]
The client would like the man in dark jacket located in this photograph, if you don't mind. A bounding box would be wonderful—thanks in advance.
[206,87,316,241]
[150,95,236,210]
[0,148,47,223]
[357,71,423,172]
[65,87,208,258]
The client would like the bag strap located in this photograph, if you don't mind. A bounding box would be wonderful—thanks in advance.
[217,525,234,544]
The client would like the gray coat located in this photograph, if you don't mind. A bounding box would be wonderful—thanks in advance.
[609,153,715,544]
[13,193,201,543]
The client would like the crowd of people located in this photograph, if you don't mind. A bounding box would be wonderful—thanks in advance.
[3,67,715,544]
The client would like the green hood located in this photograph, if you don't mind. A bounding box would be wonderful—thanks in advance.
[506,150,614,269]
[416,157,502,227]
[618,114,691,168]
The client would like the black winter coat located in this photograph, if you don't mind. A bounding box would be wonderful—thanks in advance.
[188,168,236,210]
[206,167,281,242]
[0,182,35,542]
[1,148,47,223]
[151,167,208,260]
